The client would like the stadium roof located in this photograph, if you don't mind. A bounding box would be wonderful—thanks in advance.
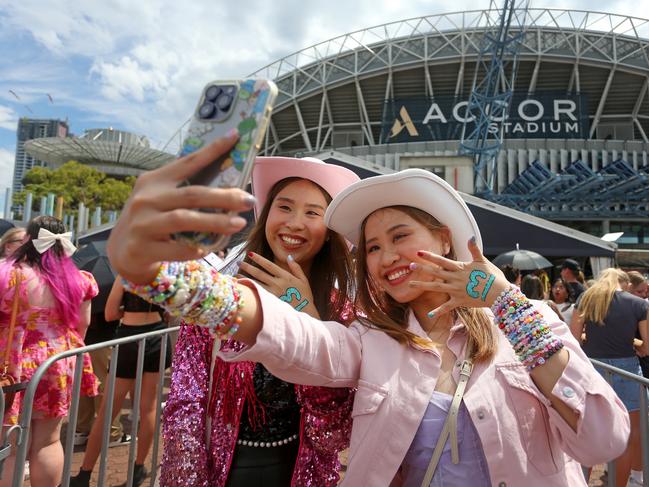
[24,128,175,175]
[247,8,649,154]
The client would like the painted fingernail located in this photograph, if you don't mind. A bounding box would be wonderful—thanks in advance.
[242,194,256,209]
[409,262,418,270]
[469,236,476,245]
[229,216,247,228]
[427,311,435,318]
[417,251,425,257]
[248,252,254,258]
[225,128,239,139]
[288,254,294,262]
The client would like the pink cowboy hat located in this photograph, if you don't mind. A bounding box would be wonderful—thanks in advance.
[251,156,360,215]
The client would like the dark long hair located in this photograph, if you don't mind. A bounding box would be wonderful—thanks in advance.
[521,274,544,300]
[233,177,353,321]
[353,205,496,362]
[0,216,85,326]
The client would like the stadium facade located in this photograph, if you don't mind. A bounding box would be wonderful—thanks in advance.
[250,9,649,253]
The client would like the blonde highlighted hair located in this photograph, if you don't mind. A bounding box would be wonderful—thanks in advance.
[353,205,497,362]
[578,268,630,324]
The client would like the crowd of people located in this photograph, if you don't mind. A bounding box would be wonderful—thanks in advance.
[511,258,649,486]
[0,132,648,487]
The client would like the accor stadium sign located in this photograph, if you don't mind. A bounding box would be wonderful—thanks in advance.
[380,92,589,143]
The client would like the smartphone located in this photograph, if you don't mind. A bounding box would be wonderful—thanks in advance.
[174,78,278,250]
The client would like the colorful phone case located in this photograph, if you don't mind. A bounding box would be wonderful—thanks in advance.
[174,78,278,250]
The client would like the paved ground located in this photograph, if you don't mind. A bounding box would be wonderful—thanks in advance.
[22,436,610,487]
[22,409,163,487]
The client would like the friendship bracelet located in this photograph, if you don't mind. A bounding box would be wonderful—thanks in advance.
[123,261,244,340]
[491,286,564,371]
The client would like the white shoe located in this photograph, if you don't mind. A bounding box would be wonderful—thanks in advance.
[24,461,29,480]
[73,432,89,446]
[108,433,132,448]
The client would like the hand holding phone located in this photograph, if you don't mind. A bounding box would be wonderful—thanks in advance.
[107,132,255,285]
[174,79,277,251]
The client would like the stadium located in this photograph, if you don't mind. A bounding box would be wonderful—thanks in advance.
[246,8,649,264]
[24,128,175,179]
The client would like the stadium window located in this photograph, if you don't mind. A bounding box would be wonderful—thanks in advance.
[332,131,364,148]
[597,122,634,141]
[427,167,445,179]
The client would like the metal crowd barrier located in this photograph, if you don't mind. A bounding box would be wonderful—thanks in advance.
[590,359,649,487]
[0,325,179,487]
[1,335,648,487]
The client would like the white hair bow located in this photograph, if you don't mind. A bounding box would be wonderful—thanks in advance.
[32,228,77,257]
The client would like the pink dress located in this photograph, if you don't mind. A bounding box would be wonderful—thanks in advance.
[0,265,99,424]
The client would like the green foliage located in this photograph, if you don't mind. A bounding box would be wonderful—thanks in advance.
[14,161,135,213]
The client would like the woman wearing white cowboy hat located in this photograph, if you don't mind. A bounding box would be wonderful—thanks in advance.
[154,148,358,486]
[107,132,629,487]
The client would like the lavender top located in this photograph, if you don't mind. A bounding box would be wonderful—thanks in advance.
[401,391,491,487]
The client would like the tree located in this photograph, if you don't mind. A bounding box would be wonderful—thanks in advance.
[14,161,135,215]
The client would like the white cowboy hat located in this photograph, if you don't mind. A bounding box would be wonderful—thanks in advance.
[324,168,482,262]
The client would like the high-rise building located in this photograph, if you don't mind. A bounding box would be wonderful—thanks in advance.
[13,118,69,194]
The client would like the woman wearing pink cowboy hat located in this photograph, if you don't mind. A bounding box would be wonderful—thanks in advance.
[107,132,629,487]
[160,154,359,486]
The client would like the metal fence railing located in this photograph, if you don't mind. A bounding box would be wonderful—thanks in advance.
[0,325,179,487]
[0,335,647,486]
[589,358,649,487]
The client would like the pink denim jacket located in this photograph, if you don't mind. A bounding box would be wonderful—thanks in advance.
[221,285,630,487]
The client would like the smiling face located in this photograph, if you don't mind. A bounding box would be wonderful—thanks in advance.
[363,207,450,305]
[264,179,329,272]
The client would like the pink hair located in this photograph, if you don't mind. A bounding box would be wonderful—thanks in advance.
[0,250,85,327]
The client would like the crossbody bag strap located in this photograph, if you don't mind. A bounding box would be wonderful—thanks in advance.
[419,356,474,487]
[2,269,23,375]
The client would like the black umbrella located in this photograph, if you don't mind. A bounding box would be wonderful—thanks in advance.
[0,219,15,237]
[73,241,116,311]
[492,245,552,271]
[73,240,107,267]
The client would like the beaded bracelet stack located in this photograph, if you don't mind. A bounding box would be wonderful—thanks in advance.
[491,286,564,371]
[123,261,243,340]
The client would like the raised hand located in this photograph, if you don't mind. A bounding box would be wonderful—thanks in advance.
[408,237,511,316]
[239,252,319,318]
[107,130,256,284]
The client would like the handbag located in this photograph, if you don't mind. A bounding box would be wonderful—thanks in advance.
[0,269,26,412]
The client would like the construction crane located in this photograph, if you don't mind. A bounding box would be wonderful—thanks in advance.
[459,0,531,195]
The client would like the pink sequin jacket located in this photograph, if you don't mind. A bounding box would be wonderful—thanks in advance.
[160,321,354,487]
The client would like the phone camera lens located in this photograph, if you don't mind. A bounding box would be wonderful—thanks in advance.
[198,102,216,119]
[205,85,222,101]
[222,86,236,96]
[216,93,232,111]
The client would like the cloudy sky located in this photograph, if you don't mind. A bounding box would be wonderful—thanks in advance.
[0,0,641,203]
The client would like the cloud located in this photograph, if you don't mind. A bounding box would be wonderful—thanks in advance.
[0,105,17,131]
[0,0,641,157]
[91,56,170,102]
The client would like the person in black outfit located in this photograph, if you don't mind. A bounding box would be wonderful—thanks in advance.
[69,277,172,487]
[560,258,586,302]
